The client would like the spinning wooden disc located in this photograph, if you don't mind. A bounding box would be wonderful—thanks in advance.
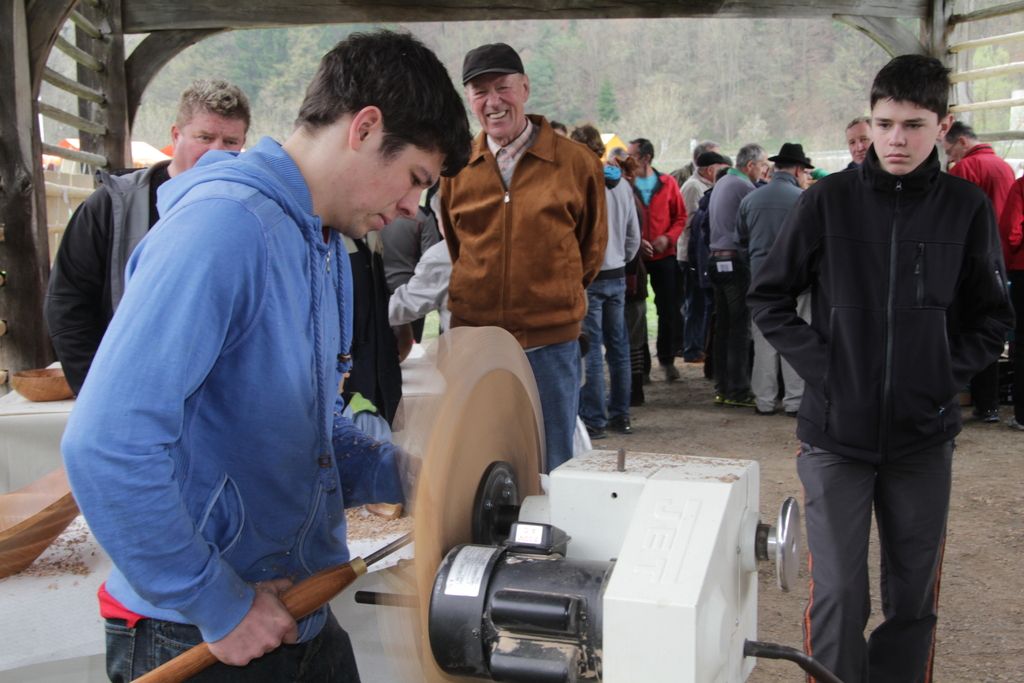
[408,327,544,681]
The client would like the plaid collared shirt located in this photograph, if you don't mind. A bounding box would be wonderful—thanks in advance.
[487,119,538,188]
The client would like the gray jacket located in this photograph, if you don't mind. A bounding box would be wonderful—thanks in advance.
[708,169,755,251]
[105,161,171,309]
[601,176,641,272]
[736,171,802,278]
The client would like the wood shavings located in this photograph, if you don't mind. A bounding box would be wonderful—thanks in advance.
[16,517,91,579]
[346,506,413,541]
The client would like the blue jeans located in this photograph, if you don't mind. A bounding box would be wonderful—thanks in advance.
[579,277,630,429]
[105,611,360,682]
[526,339,581,473]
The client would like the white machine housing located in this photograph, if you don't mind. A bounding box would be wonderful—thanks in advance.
[518,450,761,683]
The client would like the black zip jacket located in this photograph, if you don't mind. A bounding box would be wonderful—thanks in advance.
[749,146,1014,462]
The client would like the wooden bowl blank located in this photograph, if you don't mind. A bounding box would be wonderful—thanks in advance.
[11,368,74,402]
[0,468,80,579]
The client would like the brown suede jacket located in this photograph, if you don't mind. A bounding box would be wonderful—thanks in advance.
[441,115,608,348]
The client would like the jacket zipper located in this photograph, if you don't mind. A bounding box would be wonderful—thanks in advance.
[298,243,336,576]
[994,267,1007,300]
[502,190,511,322]
[880,180,902,457]
[823,308,833,433]
[914,242,924,306]
[320,249,336,492]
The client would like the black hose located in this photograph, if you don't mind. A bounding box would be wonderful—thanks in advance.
[743,640,844,683]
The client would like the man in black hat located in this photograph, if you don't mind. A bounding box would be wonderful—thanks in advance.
[736,142,813,416]
[440,43,607,474]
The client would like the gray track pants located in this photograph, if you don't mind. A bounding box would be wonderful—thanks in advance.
[797,440,953,683]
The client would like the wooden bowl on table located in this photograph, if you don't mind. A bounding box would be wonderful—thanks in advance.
[0,468,80,579]
[11,367,74,402]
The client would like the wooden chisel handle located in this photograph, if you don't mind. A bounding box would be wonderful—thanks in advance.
[131,558,367,683]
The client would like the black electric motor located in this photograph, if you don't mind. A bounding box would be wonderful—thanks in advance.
[428,522,613,683]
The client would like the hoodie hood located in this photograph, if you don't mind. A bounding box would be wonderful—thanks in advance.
[158,136,353,377]
[158,137,319,248]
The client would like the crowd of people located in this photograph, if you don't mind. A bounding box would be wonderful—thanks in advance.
[42,32,1019,683]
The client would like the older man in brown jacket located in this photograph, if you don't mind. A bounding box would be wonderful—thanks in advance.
[441,43,607,473]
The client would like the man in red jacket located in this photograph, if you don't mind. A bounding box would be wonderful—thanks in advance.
[628,137,687,380]
[944,120,1015,423]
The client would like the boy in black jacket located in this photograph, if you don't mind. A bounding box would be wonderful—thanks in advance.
[749,55,1013,683]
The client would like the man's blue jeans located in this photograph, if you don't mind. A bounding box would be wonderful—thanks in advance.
[526,339,581,473]
[579,277,630,429]
[105,611,360,682]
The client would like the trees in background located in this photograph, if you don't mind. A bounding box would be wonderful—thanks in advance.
[103,15,1024,169]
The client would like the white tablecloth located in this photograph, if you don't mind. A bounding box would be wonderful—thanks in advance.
[0,388,419,681]
[0,391,74,492]
[0,391,105,680]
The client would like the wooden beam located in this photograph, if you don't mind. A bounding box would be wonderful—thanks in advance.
[126,29,226,129]
[1,0,57,383]
[54,35,105,72]
[38,101,107,136]
[950,60,1024,83]
[926,0,949,60]
[76,0,131,170]
[977,130,1024,141]
[834,14,927,56]
[41,142,108,168]
[123,0,928,32]
[26,0,77,98]
[948,29,1024,53]
[69,8,105,42]
[950,1,1024,25]
[42,66,107,104]
[951,95,1024,113]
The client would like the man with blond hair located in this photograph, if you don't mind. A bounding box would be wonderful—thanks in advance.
[46,78,251,393]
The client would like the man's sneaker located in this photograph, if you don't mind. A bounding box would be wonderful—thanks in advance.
[713,393,726,406]
[1008,418,1024,432]
[973,408,1000,423]
[585,424,607,440]
[784,410,799,418]
[608,416,633,434]
[754,407,776,416]
[724,394,757,408]
[662,363,681,382]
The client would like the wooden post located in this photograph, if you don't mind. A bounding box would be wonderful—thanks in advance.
[77,0,131,169]
[0,0,57,390]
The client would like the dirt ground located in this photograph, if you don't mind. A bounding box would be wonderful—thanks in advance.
[600,358,1024,682]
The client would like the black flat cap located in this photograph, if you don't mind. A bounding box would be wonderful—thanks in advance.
[462,43,524,85]
[696,151,730,167]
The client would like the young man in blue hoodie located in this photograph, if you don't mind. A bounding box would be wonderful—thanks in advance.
[61,31,471,681]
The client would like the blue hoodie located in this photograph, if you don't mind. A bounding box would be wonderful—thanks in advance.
[62,137,403,643]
